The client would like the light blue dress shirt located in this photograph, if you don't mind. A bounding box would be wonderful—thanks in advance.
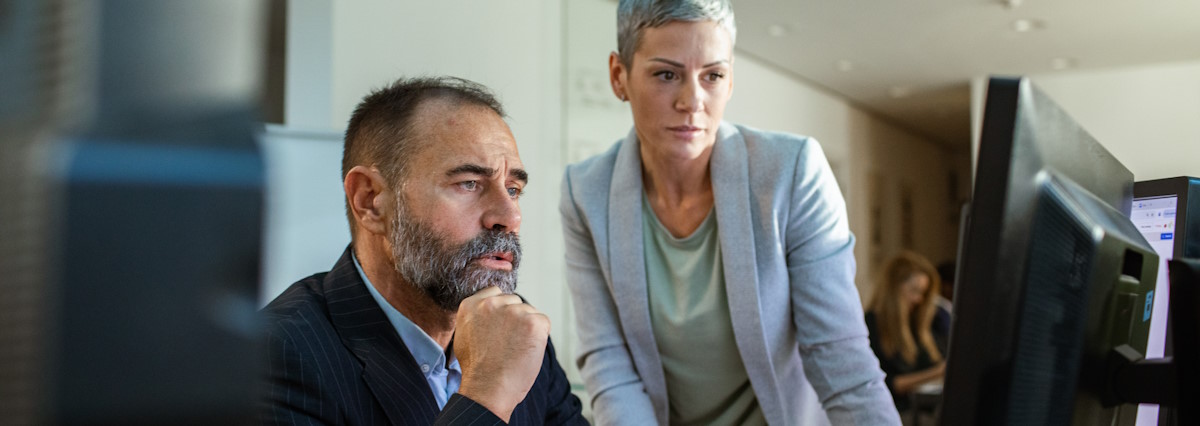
[353,253,462,409]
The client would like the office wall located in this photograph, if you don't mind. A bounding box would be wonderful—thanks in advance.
[970,60,1200,181]
[724,58,968,298]
[1032,60,1200,181]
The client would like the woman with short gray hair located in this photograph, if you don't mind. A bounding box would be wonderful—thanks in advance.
[560,0,902,424]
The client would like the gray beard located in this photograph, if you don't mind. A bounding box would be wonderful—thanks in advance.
[390,200,521,311]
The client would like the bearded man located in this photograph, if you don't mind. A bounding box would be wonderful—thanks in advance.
[259,77,585,425]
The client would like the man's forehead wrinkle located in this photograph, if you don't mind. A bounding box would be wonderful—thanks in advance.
[446,162,526,185]
[502,158,528,183]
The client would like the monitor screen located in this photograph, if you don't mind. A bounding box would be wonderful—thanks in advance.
[1129,195,1176,425]
[1130,196,1176,357]
[941,76,1158,426]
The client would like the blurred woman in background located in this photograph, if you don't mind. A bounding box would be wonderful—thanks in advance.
[865,251,947,413]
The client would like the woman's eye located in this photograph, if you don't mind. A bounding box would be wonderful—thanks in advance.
[707,72,725,82]
[654,71,676,81]
[458,181,478,191]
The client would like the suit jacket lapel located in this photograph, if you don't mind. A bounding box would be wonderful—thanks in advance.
[607,130,669,418]
[710,124,778,416]
[323,248,440,425]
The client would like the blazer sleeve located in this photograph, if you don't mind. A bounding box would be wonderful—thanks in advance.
[260,320,342,426]
[536,337,590,425]
[433,395,505,426]
[783,140,902,425]
[560,168,658,425]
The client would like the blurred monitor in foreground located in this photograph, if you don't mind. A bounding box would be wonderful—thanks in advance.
[0,1,267,423]
[941,77,1158,425]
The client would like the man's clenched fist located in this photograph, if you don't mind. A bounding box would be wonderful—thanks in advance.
[453,286,550,422]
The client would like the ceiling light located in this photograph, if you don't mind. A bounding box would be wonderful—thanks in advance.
[1003,0,1023,10]
[835,60,854,72]
[1011,18,1044,32]
[888,86,913,98]
[1051,57,1077,70]
[767,24,788,37]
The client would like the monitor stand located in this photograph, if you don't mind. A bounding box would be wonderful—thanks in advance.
[1102,258,1199,425]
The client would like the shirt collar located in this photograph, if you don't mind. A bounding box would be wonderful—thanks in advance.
[352,251,459,375]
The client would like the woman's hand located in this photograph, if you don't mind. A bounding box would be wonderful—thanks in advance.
[891,361,946,394]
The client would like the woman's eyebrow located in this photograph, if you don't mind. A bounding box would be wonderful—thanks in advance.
[648,57,729,68]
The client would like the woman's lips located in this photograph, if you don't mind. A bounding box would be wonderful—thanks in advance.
[667,125,704,140]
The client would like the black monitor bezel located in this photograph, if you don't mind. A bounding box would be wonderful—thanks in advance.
[1134,177,1200,260]
[942,76,1138,425]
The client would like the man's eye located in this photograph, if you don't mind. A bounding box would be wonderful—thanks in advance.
[458,181,478,191]
[507,187,523,199]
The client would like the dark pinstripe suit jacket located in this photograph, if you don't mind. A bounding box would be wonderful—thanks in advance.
[260,248,587,425]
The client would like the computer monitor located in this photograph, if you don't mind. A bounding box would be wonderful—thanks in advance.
[1129,176,1200,425]
[941,77,1159,425]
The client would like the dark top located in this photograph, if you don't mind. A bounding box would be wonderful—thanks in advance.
[931,303,952,355]
[259,247,587,425]
[864,311,937,412]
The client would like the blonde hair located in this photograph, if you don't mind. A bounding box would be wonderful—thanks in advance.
[868,251,943,365]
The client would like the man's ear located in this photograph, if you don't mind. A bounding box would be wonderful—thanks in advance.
[344,165,392,237]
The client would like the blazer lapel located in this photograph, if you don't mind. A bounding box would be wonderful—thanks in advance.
[607,130,669,417]
[710,123,779,417]
[323,248,440,425]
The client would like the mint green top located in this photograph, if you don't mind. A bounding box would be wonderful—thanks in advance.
[642,196,766,426]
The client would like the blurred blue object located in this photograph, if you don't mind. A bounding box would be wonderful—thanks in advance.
[0,0,269,424]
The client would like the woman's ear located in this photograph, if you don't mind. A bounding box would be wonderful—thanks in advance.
[609,51,628,101]
[344,165,393,238]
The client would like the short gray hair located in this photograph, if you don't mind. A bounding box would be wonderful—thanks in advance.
[616,0,737,68]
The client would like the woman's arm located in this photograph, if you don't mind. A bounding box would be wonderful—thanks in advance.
[559,169,657,425]
[890,362,946,394]
[784,139,902,425]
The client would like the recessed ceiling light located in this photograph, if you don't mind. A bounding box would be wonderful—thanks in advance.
[835,60,854,72]
[767,24,788,37]
[889,86,913,98]
[1051,57,1077,70]
[1012,18,1044,32]
[1003,0,1023,10]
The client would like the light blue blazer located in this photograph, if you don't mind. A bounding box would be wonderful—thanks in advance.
[559,122,900,425]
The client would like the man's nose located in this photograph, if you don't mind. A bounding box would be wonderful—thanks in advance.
[481,185,521,233]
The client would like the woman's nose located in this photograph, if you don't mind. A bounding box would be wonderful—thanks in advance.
[674,79,704,113]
